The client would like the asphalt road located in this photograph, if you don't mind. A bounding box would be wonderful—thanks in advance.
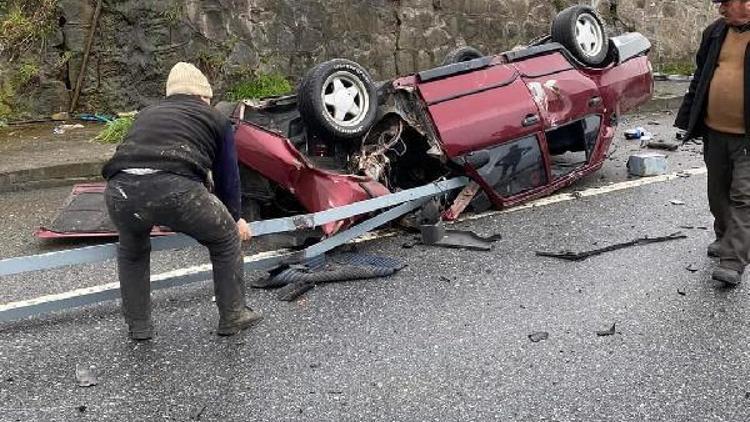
[3,111,749,421]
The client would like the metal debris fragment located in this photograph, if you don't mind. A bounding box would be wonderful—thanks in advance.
[419,223,502,251]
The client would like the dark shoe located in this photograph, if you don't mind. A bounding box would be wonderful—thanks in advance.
[217,306,263,336]
[128,320,154,341]
[712,267,742,286]
[707,240,721,258]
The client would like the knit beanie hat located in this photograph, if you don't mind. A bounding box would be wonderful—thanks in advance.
[165,62,213,98]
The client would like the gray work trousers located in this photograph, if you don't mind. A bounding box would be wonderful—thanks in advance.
[104,172,245,326]
[704,128,750,272]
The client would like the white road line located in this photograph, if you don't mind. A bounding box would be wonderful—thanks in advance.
[0,168,705,315]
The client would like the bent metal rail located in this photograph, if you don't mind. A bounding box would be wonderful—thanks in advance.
[0,177,468,322]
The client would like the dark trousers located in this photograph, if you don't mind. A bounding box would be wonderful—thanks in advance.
[704,128,750,272]
[104,172,245,326]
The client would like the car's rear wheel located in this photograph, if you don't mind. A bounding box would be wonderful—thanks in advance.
[551,5,609,67]
[297,59,378,140]
[441,46,483,66]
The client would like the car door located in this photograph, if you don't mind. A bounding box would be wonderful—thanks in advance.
[513,52,604,179]
[417,61,550,210]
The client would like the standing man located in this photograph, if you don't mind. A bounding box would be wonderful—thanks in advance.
[676,0,750,285]
[102,62,262,340]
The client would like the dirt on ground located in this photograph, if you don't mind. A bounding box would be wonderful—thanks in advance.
[0,122,115,174]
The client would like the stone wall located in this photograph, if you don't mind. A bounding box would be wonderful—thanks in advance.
[0,0,720,119]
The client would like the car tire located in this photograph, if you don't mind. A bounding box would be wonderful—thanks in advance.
[297,59,378,140]
[551,5,609,67]
[441,46,483,66]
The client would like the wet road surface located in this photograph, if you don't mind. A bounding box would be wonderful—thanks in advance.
[3,111,748,421]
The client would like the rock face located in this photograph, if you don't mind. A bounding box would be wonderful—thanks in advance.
[0,0,719,118]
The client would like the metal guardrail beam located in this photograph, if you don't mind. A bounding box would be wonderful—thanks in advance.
[0,199,430,322]
[0,177,468,277]
[0,178,467,322]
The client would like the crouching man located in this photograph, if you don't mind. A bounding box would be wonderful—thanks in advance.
[102,62,261,340]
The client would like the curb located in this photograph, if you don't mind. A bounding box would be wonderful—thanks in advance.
[0,161,105,193]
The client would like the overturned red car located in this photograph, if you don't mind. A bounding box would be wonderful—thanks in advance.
[38,5,653,239]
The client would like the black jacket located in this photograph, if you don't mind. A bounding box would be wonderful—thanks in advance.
[675,19,750,140]
[102,95,242,220]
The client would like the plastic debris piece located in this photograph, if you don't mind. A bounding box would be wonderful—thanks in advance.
[670,199,686,206]
[75,364,98,387]
[536,232,687,262]
[528,331,549,342]
[596,323,616,337]
[686,264,699,273]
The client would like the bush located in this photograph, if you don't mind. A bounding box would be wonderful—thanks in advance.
[0,1,57,58]
[227,73,292,101]
[95,116,135,144]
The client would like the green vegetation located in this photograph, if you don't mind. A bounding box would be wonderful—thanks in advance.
[0,0,58,59]
[17,61,39,85]
[195,49,226,80]
[0,57,42,120]
[658,61,695,76]
[95,116,135,144]
[551,0,567,12]
[226,73,293,101]
[162,1,185,25]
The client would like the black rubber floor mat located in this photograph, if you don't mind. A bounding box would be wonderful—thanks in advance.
[47,185,116,234]
[267,253,406,301]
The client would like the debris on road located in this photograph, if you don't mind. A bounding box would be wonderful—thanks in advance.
[535,232,688,262]
[419,223,502,251]
[627,152,668,177]
[528,331,549,342]
[685,264,700,273]
[624,126,650,140]
[677,289,687,296]
[52,124,85,135]
[596,323,616,337]
[261,253,405,302]
[75,364,98,387]
[645,139,680,151]
[670,199,686,206]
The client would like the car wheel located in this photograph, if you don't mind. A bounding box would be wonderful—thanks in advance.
[551,5,609,67]
[441,46,483,66]
[297,59,378,140]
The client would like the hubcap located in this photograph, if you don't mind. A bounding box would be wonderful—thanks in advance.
[321,71,369,127]
[575,13,604,58]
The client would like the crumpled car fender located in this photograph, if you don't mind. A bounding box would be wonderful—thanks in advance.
[234,121,391,235]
